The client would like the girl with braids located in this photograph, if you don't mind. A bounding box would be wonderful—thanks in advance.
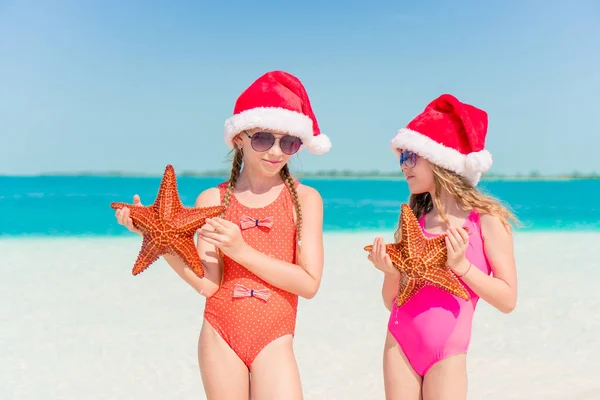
[116,71,330,398]
[367,94,518,400]
[193,71,330,399]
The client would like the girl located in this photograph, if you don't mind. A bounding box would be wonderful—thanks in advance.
[367,94,518,400]
[115,70,331,399]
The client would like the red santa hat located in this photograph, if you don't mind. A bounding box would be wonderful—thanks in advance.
[224,70,331,155]
[390,93,493,186]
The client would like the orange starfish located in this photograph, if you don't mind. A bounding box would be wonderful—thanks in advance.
[364,203,470,307]
[110,164,224,278]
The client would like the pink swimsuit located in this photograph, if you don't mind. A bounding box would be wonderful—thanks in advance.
[388,210,491,376]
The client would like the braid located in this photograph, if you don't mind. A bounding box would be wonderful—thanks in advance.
[221,149,243,216]
[280,164,302,248]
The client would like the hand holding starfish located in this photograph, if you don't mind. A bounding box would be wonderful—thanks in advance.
[198,217,248,261]
[445,226,471,276]
[367,236,399,276]
[115,194,143,235]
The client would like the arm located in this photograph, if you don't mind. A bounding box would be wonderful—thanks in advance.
[163,187,222,298]
[367,232,402,311]
[382,271,401,312]
[452,215,518,313]
[199,184,325,299]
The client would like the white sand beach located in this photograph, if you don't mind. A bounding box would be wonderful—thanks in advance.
[1,232,599,400]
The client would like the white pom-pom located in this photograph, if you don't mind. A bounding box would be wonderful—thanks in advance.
[307,133,332,155]
[465,150,493,174]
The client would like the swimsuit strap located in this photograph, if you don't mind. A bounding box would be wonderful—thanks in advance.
[464,208,482,236]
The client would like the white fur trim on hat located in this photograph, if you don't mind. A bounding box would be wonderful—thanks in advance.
[224,106,331,154]
[307,131,332,155]
[390,128,493,186]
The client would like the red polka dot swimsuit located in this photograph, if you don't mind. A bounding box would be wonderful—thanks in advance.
[203,181,299,368]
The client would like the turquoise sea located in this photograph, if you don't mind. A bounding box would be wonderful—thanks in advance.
[1,176,598,237]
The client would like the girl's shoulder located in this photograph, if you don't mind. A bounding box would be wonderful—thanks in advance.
[475,211,502,228]
[295,182,323,205]
[476,212,513,243]
[195,184,224,208]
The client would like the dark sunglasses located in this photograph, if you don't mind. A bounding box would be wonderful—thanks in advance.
[399,150,417,168]
[243,131,303,155]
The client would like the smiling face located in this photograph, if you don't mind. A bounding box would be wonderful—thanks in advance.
[397,148,435,194]
[233,128,302,178]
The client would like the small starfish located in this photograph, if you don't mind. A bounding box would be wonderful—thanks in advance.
[111,164,225,278]
[364,203,470,307]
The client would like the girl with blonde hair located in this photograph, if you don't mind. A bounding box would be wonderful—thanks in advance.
[368,94,518,400]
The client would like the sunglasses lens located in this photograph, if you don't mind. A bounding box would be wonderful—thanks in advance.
[400,151,416,168]
[280,135,302,155]
[251,132,275,152]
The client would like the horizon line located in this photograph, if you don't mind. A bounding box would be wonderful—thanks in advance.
[0,169,598,181]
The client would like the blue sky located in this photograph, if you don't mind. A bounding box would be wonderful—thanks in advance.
[1,0,598,176]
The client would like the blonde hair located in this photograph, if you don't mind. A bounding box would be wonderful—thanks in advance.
[222,147,303,255]
[394,164,520,241]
